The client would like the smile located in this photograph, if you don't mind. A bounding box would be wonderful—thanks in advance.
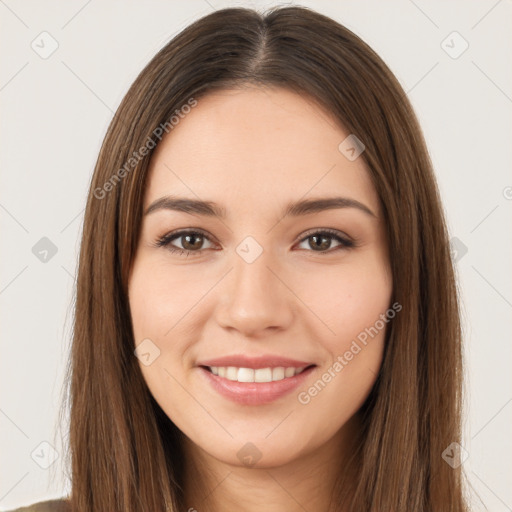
[204,365,309,383]
[198,362,316,405]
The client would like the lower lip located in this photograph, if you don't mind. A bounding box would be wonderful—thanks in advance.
[198,366,316,405]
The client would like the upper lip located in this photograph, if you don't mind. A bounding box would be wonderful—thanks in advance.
[198,354,316,369]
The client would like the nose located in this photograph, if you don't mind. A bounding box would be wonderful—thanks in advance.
[215,248,294,338]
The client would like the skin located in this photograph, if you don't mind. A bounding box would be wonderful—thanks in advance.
[128,86,392,512]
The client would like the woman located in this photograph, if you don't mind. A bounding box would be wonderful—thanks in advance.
[11,5,468,512]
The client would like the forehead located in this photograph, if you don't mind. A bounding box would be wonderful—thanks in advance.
[144,87,379,217]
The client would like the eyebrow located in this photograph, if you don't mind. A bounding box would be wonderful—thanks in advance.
[144,195,376,219]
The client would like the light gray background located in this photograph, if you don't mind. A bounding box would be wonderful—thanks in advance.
[1,0,511,510]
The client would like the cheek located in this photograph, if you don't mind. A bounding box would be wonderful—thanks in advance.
[129,259,209,342]
[128,256,217,410]
[294,294,391,436]
[295,256,392,345]
[128,261,198,418]
[292,256,392,423]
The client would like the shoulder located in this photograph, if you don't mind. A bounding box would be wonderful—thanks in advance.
[4,499,70,512]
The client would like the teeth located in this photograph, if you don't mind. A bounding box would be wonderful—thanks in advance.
[207,365,308,383]
[237,368,254,382]
[272,367,285,380]
[284,367,295,378]
[226,366,238,381]
[255,368,272,382]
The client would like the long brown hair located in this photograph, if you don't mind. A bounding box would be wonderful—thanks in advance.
[59,5,467,511]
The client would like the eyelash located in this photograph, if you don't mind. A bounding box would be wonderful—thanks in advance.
[154,228,355,257]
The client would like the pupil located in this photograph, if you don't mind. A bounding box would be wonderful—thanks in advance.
[183,234,202,250]
[311,235,330,251]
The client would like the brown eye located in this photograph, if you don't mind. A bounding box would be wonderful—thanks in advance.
[308,234,333,251]
[180,233,205,251]
[297,229,354,253]
[156,230,215,255]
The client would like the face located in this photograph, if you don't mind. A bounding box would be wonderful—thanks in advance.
[128,87,392,468]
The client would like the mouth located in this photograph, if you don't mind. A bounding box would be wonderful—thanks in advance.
[200,364,314,383]
[197,361,317,405]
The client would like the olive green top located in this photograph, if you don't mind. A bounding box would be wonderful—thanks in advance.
[6,499,70,512]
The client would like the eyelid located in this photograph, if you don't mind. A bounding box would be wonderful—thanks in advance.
[155,227,355,255]
[154,228,218,250]
[295,227,352,244]
[293,228,355,253]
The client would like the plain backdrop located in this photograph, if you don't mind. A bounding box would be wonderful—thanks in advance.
[1,0,511,510]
